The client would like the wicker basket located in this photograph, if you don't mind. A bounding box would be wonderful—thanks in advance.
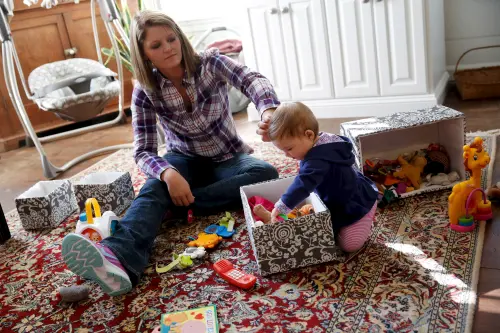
[454,45,500,100]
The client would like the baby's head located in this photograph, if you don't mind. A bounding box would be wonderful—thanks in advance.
[268,102,318,160]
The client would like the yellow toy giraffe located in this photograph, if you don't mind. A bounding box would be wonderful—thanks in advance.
[448,137,490,225]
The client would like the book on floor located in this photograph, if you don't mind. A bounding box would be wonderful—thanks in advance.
[161,304,219,333]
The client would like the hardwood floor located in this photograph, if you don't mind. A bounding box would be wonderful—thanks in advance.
[1,85,499,332]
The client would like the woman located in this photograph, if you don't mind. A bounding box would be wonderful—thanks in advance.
[61,10,280,296]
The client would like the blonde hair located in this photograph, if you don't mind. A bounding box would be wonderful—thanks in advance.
[130,10,200,91]
[268,102,319,141]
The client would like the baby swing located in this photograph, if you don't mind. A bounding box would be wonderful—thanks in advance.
[0,0,134,179]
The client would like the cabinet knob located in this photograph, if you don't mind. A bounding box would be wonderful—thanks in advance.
[64,47,78,57]
[269,7,278,14]
[363,0,370,3]
[281,6,290,14]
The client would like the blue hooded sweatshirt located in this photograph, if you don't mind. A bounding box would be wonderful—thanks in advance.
[280,135,378,230]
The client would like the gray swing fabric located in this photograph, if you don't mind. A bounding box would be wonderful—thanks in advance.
[28,58,120,122]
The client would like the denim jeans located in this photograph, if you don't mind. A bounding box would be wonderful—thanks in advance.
[101,152,278,285]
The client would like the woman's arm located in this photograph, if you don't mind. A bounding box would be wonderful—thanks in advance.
[206,49,280,118]
[132,87,172,180]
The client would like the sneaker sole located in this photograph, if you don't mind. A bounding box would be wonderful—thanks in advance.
[62,234,132,297]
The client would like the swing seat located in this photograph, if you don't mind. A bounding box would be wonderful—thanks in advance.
[28,58,120,122]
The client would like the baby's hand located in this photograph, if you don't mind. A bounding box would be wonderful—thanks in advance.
[270,208,280,223]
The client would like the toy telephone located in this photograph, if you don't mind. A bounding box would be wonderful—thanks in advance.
[213,259,257,289]
[75,198,119,243]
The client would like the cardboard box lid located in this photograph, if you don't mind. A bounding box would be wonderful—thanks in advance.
[340,105,464,143]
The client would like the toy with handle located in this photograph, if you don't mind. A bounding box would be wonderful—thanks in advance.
[451,188,492,232]
[75,198,119,242]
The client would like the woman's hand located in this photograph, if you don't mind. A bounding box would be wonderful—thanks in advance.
[162,168,195,206]
[257,108,275,142]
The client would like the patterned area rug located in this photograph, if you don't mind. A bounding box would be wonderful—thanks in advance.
[0,133,494,333]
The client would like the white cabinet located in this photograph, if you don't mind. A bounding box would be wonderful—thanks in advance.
[241,0,332,101]
[279,0,333,100]
[325,0,379,98]
[373,0,427,95]
[241,0,291,101]
[241,0,447,119]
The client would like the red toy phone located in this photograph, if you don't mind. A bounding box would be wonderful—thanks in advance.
[213,259,257,289]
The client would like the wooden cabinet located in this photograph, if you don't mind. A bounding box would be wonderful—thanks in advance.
[0,0,133,152]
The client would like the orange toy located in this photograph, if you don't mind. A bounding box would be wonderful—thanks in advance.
[448,137,491,225]
[299,204,314,216]
[393,155,427,190]
[187,232,222,249]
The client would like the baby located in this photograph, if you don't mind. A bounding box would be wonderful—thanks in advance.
[267,102,378,252]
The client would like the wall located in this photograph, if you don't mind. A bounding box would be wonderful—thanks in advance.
[444,0,500,73]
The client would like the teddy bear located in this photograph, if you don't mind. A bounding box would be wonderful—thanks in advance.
[393,155,427,190]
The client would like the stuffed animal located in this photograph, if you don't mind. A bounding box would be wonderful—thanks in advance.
[299,204,314,215]
[393,155,427,190]
[425,171,460,186]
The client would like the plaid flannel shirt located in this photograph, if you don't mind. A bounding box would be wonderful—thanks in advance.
[132,48,280,180]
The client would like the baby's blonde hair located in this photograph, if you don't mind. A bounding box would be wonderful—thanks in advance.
[268,102,319,141]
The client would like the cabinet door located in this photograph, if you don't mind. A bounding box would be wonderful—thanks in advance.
[373,0,427,95]
[241,0,291,101]
[5,14,73,135]
[325,0,378,98]
[279,0,332,100]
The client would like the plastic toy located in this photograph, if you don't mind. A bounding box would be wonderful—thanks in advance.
[218,212,235,228]
[393,155,427,190]
[451,188,492,232]
[187,209,194,224]
[449,137,491,226]
[187,232,222,249]
[204,224,235,238]
[213,259,257,289]
[181,247,206,259]
[75,198,119,243]
[156,253,194,273]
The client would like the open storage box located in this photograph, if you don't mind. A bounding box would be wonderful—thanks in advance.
[340,105,465,198]
[73,172,135,215]
[240,177,345,276]
[15,180,78,230]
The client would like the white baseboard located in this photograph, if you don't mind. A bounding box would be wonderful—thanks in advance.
[247,94,440,121]
[435,71,450,105]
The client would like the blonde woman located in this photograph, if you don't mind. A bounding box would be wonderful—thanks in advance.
[61,10,280,296]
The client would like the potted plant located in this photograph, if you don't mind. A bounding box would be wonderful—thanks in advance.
[101,0,144,76]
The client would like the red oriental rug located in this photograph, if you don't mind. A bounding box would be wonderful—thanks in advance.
[0,136,490,333]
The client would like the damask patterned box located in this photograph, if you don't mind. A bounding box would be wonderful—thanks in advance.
[240,176,345,276]
[15,180,78,230]
[73,172,135,215]
[340,105,466,198]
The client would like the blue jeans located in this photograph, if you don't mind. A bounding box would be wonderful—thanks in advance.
[101,152,278,285]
